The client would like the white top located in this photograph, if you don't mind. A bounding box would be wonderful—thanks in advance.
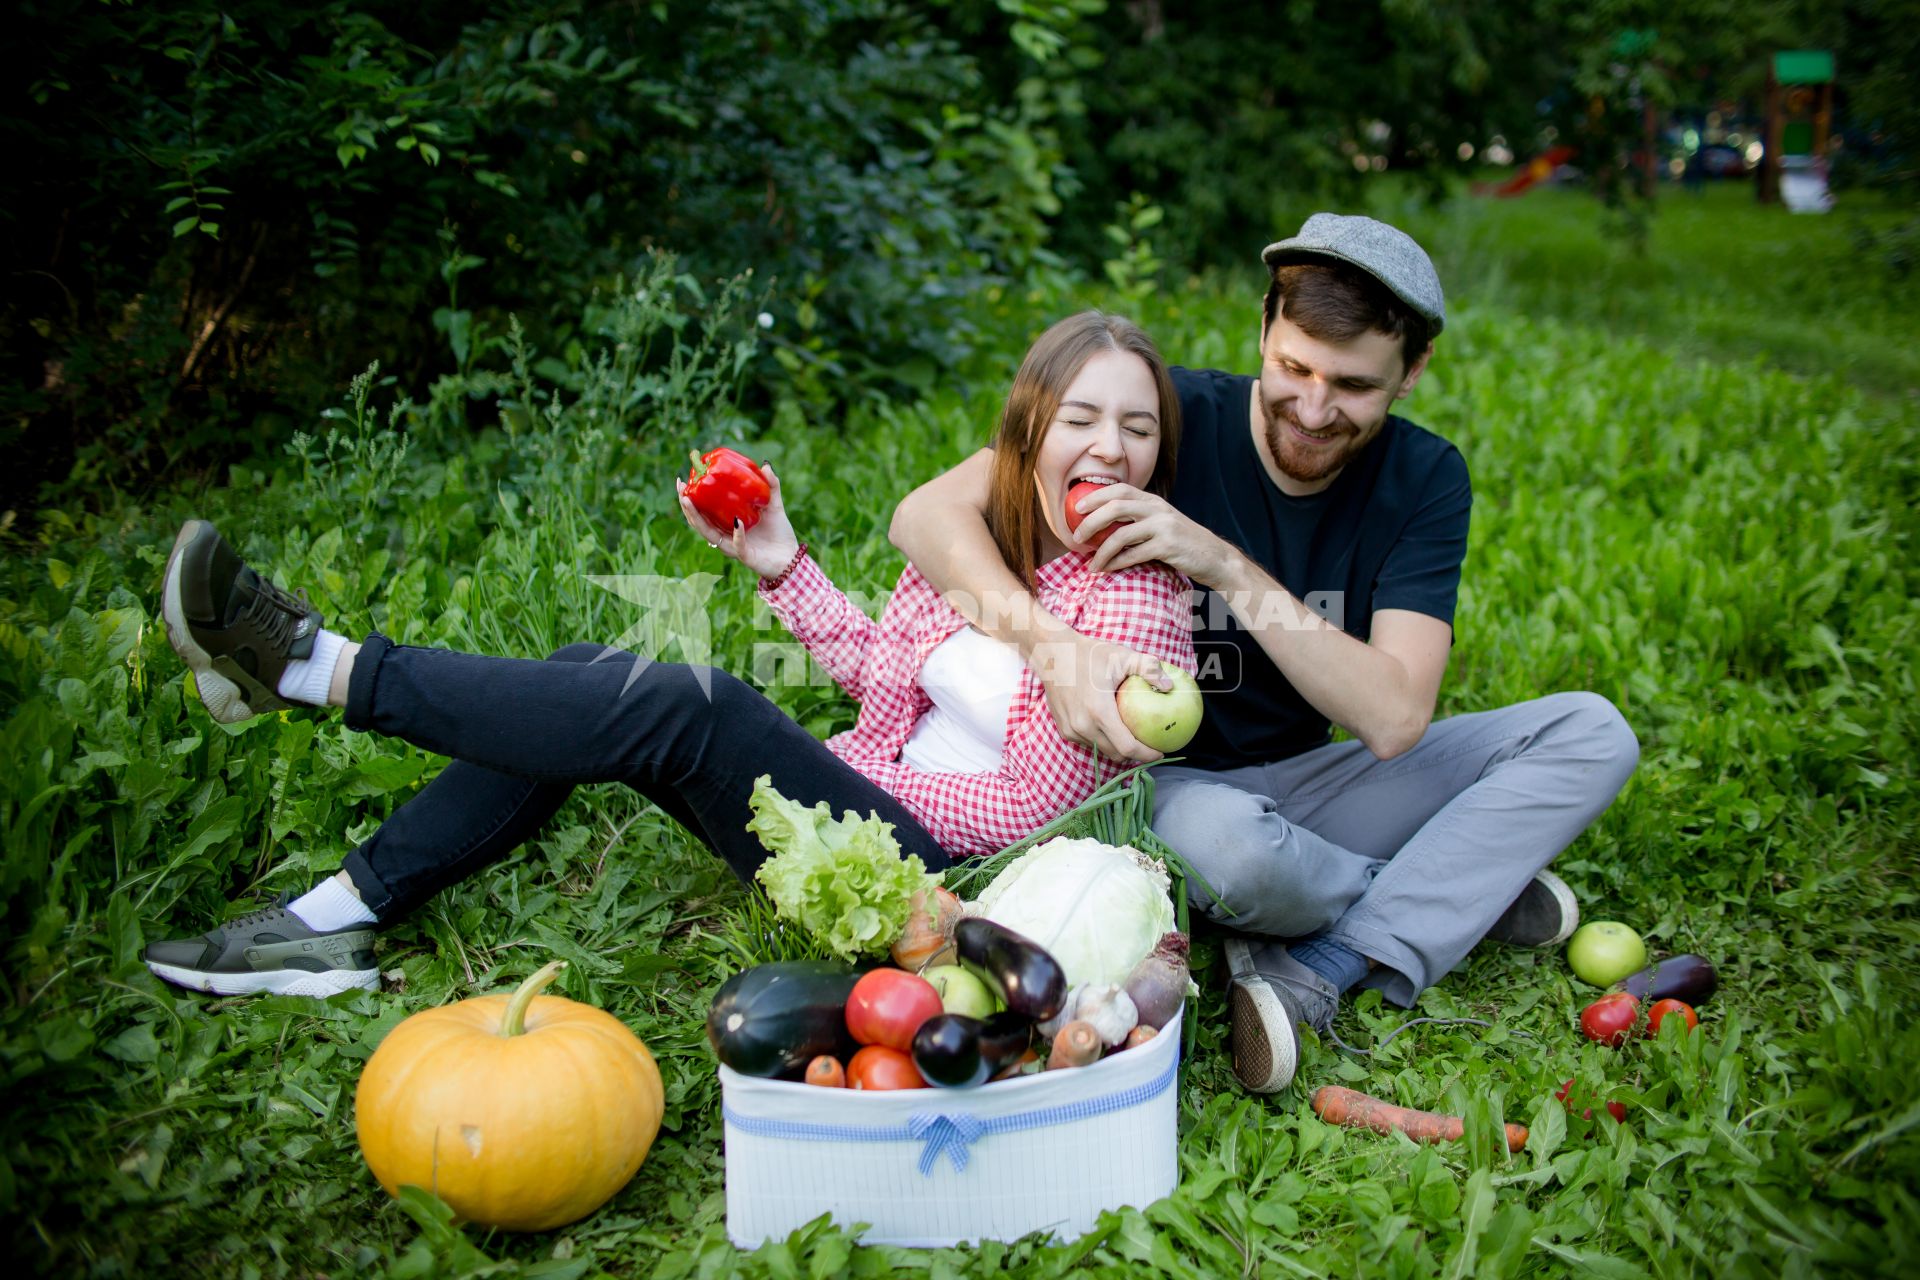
[897,626,1027,773]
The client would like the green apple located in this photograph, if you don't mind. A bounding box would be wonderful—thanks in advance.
[1566,921,1647,986]
[921,964,997,1019]
[1116,667,1204,753]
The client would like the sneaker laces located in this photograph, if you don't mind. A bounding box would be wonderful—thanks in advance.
[237,570,315,653]
[224,895,297,934]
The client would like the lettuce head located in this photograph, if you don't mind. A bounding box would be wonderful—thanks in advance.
[747,775,936,962]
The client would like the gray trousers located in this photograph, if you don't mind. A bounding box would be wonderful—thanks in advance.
[1151,691,1639,1007]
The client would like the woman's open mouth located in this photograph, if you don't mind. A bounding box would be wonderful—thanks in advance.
[1064,474,1121,541]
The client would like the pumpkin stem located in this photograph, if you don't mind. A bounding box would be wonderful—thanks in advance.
[501,959,567,1037]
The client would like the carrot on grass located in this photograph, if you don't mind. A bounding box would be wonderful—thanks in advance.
[1312,1085,1528,1152]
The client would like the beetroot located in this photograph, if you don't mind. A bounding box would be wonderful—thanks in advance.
[1123,931,1189,1030]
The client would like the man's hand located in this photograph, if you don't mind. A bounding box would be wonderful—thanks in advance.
[1029,635,1175,764]
[1077,485,1239,585]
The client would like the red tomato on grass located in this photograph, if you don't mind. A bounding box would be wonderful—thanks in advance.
[1580,992,1640,1047]
[1556,1079,1629,1123]
[847,1045,927,1091]
[1646,998,1699,1037]
[845,969,944,1053]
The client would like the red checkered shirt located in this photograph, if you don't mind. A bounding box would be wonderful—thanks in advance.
[759,549,1196,857]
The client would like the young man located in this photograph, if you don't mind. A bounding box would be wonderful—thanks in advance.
[890,214,1639,1092]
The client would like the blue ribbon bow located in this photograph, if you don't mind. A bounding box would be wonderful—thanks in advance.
[909,1111,987,1175]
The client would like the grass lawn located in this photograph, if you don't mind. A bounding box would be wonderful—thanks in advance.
[2,194,1917,1278]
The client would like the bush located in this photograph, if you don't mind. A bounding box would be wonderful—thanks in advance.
[1,0,1081,507]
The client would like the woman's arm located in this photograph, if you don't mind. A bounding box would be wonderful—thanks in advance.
[680,461,894,701]
[757,552,895,704]
[996,562,1196,815]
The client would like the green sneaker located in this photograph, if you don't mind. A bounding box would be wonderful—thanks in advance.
[144,898,378,997]
[161,519,323,724]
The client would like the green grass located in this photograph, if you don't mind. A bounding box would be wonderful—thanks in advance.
[2,203,1918,1278]
[1373,181,1920,397]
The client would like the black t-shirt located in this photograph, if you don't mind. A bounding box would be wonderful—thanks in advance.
[1166,366,1472,769]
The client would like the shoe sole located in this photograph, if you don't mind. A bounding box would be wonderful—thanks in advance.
[146,958,378,998]
[1531,869,1579,946]
[162,520,290,724]
[1229,978,1299,1093]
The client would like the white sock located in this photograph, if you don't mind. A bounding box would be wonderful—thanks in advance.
[288,876,378,933]
[276,628,349,706]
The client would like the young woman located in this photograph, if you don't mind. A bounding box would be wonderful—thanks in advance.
[144,311,1196,996]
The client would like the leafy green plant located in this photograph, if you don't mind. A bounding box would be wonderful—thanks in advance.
[2,192,1917,1276]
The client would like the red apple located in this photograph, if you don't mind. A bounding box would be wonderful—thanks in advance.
[1064,478,1125,548]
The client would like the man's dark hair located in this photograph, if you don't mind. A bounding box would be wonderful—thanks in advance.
[1262,262,1433,371]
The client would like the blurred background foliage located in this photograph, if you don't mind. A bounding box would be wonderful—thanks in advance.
[4,0,1914,516]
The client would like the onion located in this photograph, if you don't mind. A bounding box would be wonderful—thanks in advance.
[890,886,963,971]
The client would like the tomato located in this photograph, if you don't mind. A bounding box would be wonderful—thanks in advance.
[846,1045,926,1090]
[1579,991,1640,1046]
[845,969,944,1053]
[1645,998,1698,1037]
[1064,478,1126,549]
[1556,1078,1628,1123]
[685,447,771,531]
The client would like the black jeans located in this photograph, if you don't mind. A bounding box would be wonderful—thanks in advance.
[336,635,951,921]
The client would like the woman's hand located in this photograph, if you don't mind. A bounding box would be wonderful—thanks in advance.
[678,462,802,578]
[1028,635,1172,764]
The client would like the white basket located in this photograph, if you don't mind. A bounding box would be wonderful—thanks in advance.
[720,1007,1182,1248]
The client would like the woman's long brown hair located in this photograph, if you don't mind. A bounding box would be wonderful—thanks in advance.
[984,311,1181,590]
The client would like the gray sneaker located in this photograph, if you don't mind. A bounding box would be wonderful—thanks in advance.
[145,898,377,997]
[1223,938,1338,1094]
[1484,869,1579,947]
[161,520,323,724]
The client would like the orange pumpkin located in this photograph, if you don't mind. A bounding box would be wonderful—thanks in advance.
[355,960,664,1232]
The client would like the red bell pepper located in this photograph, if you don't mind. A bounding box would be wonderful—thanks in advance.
[685,447,771,531]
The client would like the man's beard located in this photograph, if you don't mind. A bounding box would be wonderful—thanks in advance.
[1261,399,1380,484]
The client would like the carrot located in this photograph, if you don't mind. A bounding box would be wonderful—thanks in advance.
[805,1055,846,1088]
[1312,1086,1528,1153]
[1047,1021,1102,1070]
[1122,1025,1158,1051]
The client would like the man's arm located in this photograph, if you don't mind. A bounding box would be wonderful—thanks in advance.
[888,450,1169,762]
[1211,550,1451,758]
[1076,486,1450,758]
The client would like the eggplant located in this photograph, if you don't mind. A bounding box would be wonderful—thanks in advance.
[955,917,1068,1022]
[1612,953,1717,1005]
[707,961,858,1079]
[911,1012,1034,1088]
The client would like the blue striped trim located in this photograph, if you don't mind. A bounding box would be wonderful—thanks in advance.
[723,1056,1177,1176]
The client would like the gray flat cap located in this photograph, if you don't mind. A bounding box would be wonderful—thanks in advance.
[1262,213,1446,334]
